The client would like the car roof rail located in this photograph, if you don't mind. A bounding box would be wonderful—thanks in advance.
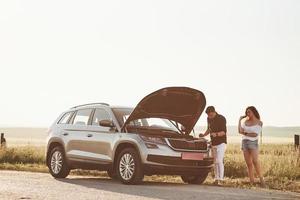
[71,103,110,109]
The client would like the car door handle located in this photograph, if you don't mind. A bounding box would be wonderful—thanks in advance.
[87,134,93,138]
[62,133,69,136]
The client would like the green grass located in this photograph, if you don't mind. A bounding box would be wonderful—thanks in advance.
[0,144,299,192]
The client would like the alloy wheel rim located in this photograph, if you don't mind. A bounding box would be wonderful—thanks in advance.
[119,153,135,180]
[50,151,63,174]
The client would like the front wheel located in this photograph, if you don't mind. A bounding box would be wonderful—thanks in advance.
[181,172,209,184]
[47,146,70,178]
[116,148,144,184]
[107,168,118,180]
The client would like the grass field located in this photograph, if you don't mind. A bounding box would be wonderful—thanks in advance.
[0,144,299,192]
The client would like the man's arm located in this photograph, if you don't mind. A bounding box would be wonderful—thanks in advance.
[199,119,211,137]
[214,131,226,136]
[199,127,210,137]
[203,128,211,136]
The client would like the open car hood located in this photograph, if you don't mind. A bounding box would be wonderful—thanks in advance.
[122,87,206,134]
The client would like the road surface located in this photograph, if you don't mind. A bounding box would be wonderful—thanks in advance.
[0,171,299,200]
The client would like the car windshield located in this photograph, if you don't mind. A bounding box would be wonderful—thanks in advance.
[112,108,180,133]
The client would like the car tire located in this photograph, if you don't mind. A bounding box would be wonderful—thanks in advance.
[116,148,144,185]
[47,146,70,178]
[107,168,118,180]
[181,172,209,184]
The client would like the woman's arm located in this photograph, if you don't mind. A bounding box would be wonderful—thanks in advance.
[238,116,246,135]
[244,132,258,137]
[245,121,263,137]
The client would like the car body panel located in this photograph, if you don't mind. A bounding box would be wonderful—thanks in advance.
[46,87,213,180]
[122,87,206,134]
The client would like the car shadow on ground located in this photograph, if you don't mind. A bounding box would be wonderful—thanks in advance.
[57,177,222,200]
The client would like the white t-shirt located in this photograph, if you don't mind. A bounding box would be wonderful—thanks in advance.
[241,122,262,141]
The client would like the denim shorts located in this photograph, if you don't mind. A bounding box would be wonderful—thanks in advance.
[242,139,258,151]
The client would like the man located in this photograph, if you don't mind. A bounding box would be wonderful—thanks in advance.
[199,106,227,185]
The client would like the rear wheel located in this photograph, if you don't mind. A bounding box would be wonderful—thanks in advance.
[47,146,70,178]
[116,148,144,184]
[181,172,209,184]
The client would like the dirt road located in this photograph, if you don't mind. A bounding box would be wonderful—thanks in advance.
[0,171,299,200]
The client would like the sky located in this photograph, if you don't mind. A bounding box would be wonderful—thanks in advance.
[0,0,299,127]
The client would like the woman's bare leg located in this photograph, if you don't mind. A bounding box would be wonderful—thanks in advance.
[250,149,265,185]
[243,150,255,183]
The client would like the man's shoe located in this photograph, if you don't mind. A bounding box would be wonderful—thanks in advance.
[213,180,219,186]
[218,180,224,186]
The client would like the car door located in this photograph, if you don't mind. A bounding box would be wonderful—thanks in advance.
[83,108,116,164]
[64,108,94,162]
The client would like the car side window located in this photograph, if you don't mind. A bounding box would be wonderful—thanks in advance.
[72,109,93,126]
[58,112,74,124]
[92,109,111,127]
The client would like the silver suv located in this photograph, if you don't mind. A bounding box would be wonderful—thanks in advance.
[46,87,213,184]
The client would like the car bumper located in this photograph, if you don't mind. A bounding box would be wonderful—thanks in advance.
[137,139,213,176]
[143,154,214,176]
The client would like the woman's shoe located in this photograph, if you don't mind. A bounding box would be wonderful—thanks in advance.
[260,178,266,188]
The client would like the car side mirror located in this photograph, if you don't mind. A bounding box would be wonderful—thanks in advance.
[99,119,115,128]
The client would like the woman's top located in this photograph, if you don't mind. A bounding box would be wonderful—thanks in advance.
[241,121,262,141]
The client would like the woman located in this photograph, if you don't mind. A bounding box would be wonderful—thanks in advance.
[238,106,265,187]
